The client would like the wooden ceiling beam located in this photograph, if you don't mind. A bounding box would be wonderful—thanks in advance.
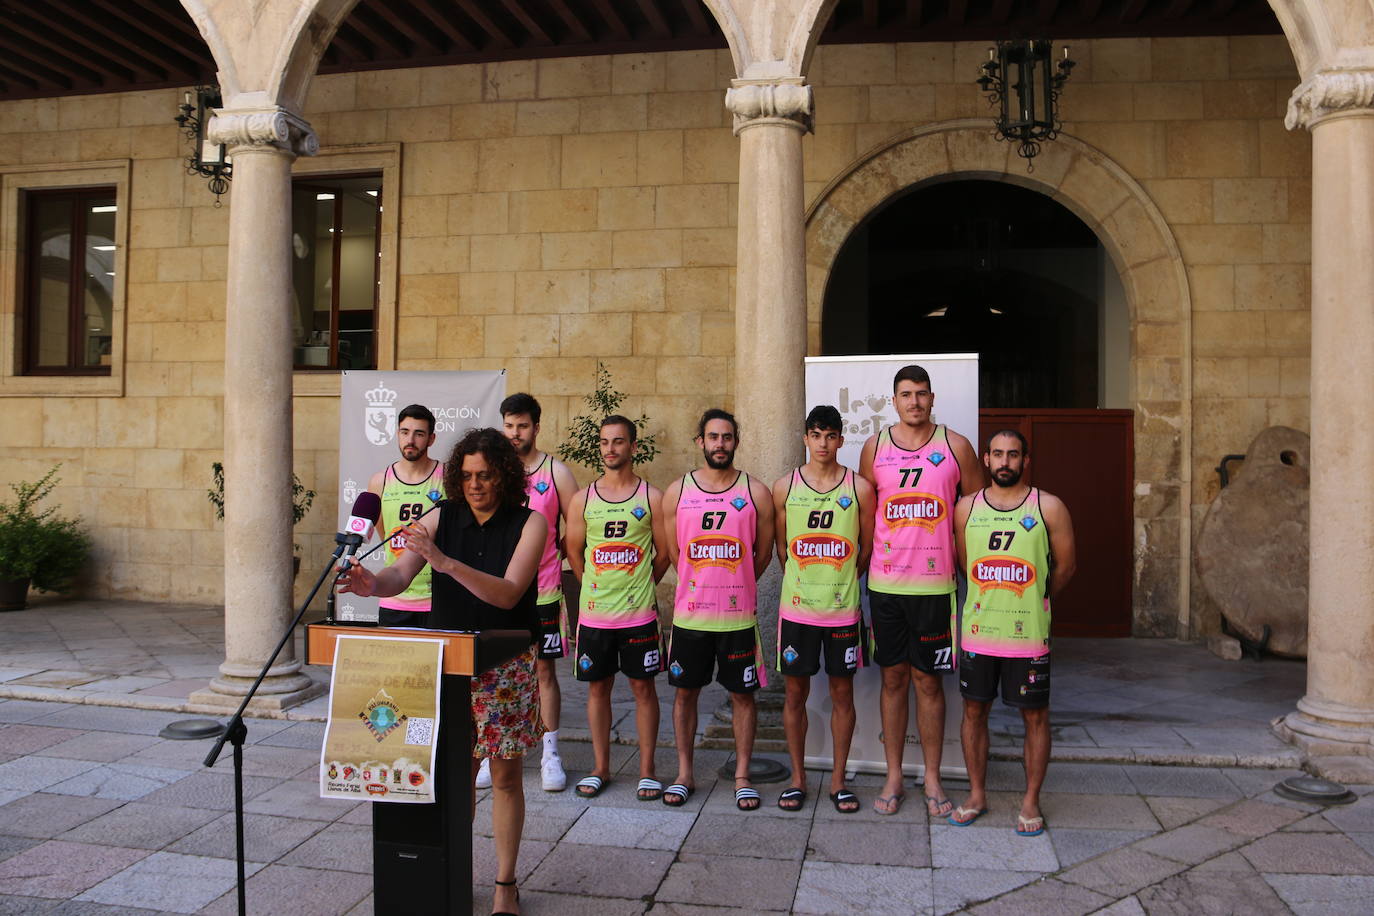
[0,10,130,81]
[9,5,155,80]
[454,0,516,48]
[547,0,594,41]
[0,63,41,90]
[862,0,879,28]
[126,0,207,47]
[0,48,70,89]
[409,1,479,52]
[634,0,672,38]
[1079,0,1103,19]
[49,0,194,77]
[1120,0,1150,21]
[0,36,98,83]
[1039,0,1062,21]
[680,0,710,35]
[346,6,410,57]
[1163,0,1193,18]
[990,0,1014,22]
[328,23,373,61]
[370,2,442,55]
[501,0,554,45]
[588,0,632,40]
[93,0,214,71]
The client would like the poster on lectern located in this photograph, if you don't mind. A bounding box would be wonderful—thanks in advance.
[336,370,506,623]
[802,354,979,778]
[321,635,443,803]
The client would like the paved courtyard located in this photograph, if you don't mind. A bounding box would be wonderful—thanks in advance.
[1,600,1369,914]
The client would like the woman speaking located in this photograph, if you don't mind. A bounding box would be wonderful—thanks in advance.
[340,426,545,916]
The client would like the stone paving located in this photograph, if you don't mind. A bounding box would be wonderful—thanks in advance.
[2,599,1365,914]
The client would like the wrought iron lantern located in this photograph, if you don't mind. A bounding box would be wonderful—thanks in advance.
[977,40,1075,166]
[174,86,232,204]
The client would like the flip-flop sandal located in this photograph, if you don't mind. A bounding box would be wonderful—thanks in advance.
[830,790,860,813]
[735,786,761,811]
[777,787,807,811]
[948,805,989,826]
[1016,814,1046,837]
[662,784,693,807]
[636,778,664,801]
[574,775,608,798]
[873,792,906,815]
[925,795,954,818]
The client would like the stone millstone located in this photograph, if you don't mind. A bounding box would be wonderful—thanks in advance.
[1195,426,1309,657]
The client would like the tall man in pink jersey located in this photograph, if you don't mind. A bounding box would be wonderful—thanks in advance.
[662,409,775,810]
[499,392,577,792]
[859,364,983,817]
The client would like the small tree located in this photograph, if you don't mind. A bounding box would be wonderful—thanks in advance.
[207,462,316,550]
[558,362,660,471]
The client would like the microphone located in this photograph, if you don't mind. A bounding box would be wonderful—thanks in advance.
[349,489,445,566]
[338,491,382,570]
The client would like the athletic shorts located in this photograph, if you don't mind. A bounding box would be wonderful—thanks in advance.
[573,621,663,681]
[534,601,567,660]
[777,618,865,678]
[958,650,1051,709]
[666,625,764,694]
[868,591,955,673]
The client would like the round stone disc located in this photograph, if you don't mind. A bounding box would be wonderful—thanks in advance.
[1274,775,1357,805]
[159,718,227,741]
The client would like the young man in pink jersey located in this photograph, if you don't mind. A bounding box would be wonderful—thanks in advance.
[492,392,577,793]
[662,409,775,810]
[950,430,1075,834]
[859,364,983,817]
[564,415,671,801]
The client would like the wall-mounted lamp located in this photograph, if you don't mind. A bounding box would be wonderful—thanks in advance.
[175,86,232,204]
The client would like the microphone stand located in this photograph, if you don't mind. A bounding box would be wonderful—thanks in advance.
[202,531,359,916]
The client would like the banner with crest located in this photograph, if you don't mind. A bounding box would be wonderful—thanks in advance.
[336,370,506,622]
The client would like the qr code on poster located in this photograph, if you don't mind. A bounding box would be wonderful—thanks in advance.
[405,717,434,745]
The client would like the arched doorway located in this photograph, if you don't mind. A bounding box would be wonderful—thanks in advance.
[805,122,1191,637]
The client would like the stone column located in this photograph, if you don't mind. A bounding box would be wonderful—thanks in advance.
[1277,70,1374,782]
[190,108,322,711]
[726,81,811,685]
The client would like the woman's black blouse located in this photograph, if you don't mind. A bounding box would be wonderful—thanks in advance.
[428,499,538,641]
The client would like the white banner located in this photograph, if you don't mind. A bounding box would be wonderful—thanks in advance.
[336,370,506,623]
[802,354,978,778]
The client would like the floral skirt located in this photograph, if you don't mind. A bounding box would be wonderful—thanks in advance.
[471,647,543,759]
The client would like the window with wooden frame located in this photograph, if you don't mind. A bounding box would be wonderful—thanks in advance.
[291,173,381,371]
[22,187,117,375]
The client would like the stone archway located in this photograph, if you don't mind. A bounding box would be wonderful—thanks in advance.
[804,120,1193,636]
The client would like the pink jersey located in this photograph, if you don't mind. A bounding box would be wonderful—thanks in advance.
[868,425,961,596]
[526,454,563,606]
[673,471,757,632]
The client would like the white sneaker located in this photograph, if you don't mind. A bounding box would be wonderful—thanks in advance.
[541,753,567,792]
[475,757,492,789]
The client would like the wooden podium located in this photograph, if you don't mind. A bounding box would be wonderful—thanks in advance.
[306,624,530,916]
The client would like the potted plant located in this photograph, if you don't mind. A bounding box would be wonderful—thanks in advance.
[556,362,659,624]
[0,465,92,611]
[207,462,316,575]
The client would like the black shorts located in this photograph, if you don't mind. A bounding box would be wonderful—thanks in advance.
[777,618,865,678]
[535,601,566,660]
[573,621,663,681]
[869,591,954,673]
[666,625,762,694]
[958,650,1050,709]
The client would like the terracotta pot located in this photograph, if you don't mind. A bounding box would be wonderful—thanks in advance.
[0,577,30,611]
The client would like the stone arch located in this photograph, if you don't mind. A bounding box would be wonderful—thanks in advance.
[700,0,842,78]
[804,120,1194,634]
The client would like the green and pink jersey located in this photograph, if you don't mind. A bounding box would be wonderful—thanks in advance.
[378,462,443,613]
[525,454,563,607]
[961,487,1052,658]
[868,425,961,596]
[579,478,658,629]
[673,471,757,632]
[780,467,861,627]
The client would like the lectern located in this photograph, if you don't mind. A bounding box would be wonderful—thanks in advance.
[306,624,530,916]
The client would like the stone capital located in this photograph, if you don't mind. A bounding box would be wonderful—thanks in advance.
[725,80,813,135]
[1286,68,1374,130]
[207,107,319,157]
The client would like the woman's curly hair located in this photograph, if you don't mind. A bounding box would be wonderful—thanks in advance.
[442,427,529,512]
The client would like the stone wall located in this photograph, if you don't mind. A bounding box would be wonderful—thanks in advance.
[0,36,1308,630]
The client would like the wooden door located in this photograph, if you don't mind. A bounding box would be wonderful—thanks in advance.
[977,409,1133,638]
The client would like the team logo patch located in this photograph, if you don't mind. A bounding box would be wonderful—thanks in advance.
[882,492,948,532]
[790,533,855,569]
[837,495,853,510]
[578,653,593,671]
[971,555,1038,597]
[427,489,442,504]
[1020,515,1037,531]
[631,506,646,520]
[731,497,747,511]
[686,535,745,572]
[591,541,645,573]
[782,645,799,665]
[359,689,406,743]
[1015,621,1024,635]
[928,451,945,466]
[669,660,684,678]
[534,480,550,494]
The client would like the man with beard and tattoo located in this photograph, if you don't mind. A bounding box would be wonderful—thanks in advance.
[367,404,443,626]
[949,429,1076,835]
[486,392,578,793]
[661,409,775,810]
[564,415,671,801]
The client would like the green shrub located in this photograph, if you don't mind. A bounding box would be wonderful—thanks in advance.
[0,465,92,592]
[557,362,660,471]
